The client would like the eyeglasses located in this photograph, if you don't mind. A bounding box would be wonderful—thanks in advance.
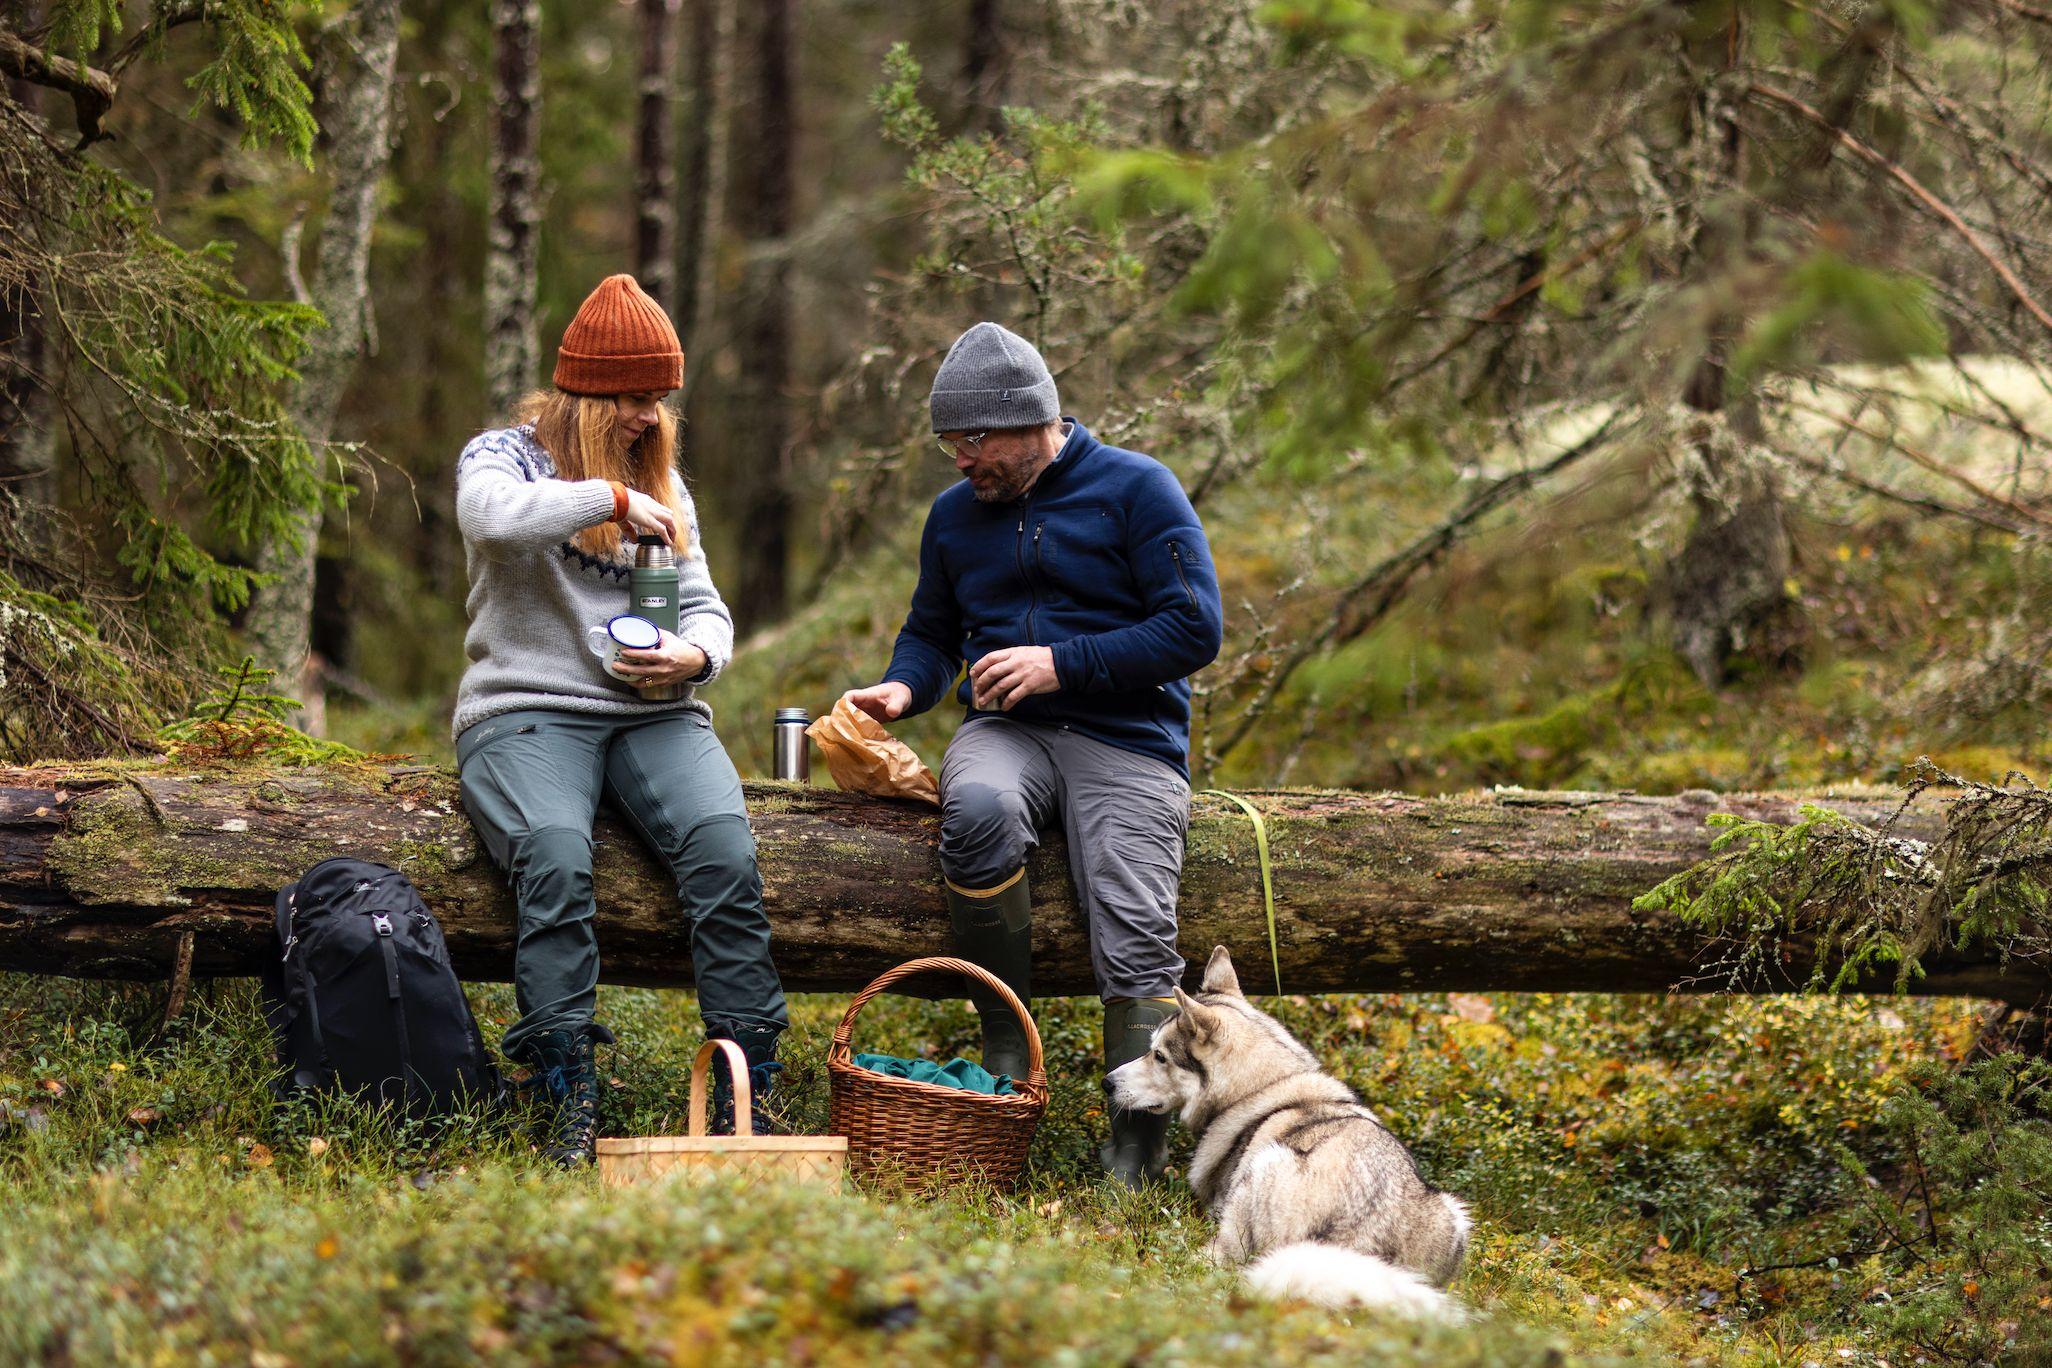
[935,431,990,458]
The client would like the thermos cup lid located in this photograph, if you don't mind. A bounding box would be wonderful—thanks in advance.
[636,533,664,545]
[774,707,810,723]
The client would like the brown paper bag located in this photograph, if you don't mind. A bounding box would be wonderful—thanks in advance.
[805,697,940,805]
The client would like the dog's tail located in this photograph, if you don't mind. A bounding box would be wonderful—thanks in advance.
[1244,1243,1461,1320]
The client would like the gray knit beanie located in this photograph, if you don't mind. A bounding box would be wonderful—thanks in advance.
[929,322,1060,432]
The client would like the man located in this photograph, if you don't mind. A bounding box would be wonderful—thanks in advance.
[843,321,1224,1186]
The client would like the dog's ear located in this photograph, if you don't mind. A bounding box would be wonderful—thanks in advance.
[1201,945,1242,997]
[1173,985,1218,1040]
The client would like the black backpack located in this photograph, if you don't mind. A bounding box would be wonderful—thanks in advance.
[260,857,505,1116]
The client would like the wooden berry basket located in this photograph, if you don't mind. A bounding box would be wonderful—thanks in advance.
[597,1039,846,1189]
[826,956,1049,1192]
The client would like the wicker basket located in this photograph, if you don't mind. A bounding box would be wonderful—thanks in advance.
[597,1039,847,1189]
[827,956,1049,1192]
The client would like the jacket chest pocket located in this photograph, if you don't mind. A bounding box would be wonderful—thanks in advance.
[1033,506,1124,596]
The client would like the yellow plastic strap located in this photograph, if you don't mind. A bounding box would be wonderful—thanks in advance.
[1198,789,1282,994]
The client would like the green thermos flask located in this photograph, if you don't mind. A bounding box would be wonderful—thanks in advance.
[630,534,684,701]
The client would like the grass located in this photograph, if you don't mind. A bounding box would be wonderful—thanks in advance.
[6,968,2035,1366]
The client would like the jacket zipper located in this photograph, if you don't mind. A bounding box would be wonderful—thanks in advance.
[1169,540,1196,604]
[1029,522,1045,642]
[1014,500,1040,646]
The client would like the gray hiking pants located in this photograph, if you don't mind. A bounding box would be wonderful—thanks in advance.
[456,707,788,1062]
[938,716,1191,1001]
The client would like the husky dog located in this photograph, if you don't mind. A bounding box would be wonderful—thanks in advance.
[1106,946,1471,1318]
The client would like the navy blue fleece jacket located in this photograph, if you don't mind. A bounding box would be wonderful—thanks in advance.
[882,420,1224,773]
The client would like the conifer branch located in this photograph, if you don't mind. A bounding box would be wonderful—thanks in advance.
[1748,81,2052,337]
[0,27,116,141]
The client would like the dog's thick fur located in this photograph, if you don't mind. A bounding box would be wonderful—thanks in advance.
[1106,947,1471,1318]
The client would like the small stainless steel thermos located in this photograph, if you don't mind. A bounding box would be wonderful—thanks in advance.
[773,708,810,781]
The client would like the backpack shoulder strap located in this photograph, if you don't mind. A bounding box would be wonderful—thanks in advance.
[274,881,297,956]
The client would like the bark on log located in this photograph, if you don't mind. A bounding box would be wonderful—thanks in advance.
[0,764,2043,1005]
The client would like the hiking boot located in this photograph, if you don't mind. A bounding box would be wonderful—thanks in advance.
[945,873,1034,1084]
[1100,997,1178,1189]
[527,1023,612,1170]
[708,1023,784,1136]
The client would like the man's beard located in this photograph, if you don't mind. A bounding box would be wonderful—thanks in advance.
[968,450,1036,503]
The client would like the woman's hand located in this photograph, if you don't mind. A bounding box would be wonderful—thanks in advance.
[615,630,708,687]
[620,488,677,544]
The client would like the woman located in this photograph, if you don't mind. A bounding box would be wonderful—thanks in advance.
[453,273,786,1167]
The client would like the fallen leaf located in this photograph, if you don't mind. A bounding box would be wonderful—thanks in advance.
[38,1079,63,1097]
[315,1236,339,1260]
[306,1136,329,1158]
[246,1142,274,1169]
[1446,993,1496,1023]
[125,1106,161,1127]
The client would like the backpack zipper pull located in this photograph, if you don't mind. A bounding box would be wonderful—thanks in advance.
[280,933,297,963]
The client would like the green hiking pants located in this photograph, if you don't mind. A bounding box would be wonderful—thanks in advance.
[455,706,788,1062]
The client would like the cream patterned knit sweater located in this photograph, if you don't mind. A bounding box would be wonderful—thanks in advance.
[451,424,734,740]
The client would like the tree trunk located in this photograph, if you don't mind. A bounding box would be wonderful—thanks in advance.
[0,1,55,507]
[727,0,795,630]
[244,0,402,731]
[1663,11,1803,688]
[2,766,2039,1005]
[0,210,54,508]
[961,0,1007,134]
[485,0,542,421]
[635,0,679,313]
[1666,393,1801,688]
[674,0,733,371]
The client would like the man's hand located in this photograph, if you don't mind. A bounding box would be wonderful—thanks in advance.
[614,630,708,687]
[970,646,1059,711]
[843,681,913,722]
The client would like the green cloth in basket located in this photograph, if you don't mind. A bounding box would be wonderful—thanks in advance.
[851,1052,1017,1095]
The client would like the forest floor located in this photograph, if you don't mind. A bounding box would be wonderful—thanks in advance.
[2,972,2032,1365]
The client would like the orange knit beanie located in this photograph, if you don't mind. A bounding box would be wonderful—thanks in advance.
[552,274,684,395]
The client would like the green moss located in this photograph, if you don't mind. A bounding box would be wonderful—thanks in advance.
[44,790,190,908]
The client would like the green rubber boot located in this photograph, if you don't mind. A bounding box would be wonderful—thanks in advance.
[944,873,1033,1084]
[1101,997,1178,1188]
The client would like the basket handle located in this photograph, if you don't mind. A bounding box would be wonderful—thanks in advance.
[688,1038,754,1138]
[829,955,1046,1085]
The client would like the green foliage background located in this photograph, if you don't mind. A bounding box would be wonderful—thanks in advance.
[5,1,2052,1363]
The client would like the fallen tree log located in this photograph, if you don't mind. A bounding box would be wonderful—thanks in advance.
[0,763,2043,1004]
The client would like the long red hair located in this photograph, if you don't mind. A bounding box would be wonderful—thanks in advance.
[516,388,689,559]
